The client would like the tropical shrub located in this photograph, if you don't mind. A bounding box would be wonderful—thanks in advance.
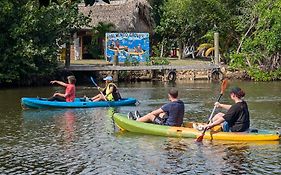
[147,57,170,65]
[0,0,89,85]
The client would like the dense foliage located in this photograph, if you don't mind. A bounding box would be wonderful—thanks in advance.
[89,22,115,59]
[233,0,281,81]
[152,0,281,81]
[1,0,280,85]
[0,0,89,86]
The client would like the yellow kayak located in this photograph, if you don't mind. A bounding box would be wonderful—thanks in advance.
[113,113,281,141]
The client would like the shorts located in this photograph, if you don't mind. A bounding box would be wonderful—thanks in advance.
[223,121,230,132]
[223,121,250,132]
[153,114,168,125]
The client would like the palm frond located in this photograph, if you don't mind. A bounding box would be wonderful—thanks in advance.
[205,47,215,57]
[196,43,213,51]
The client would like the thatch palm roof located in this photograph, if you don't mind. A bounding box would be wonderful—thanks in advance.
[78,0,155,33]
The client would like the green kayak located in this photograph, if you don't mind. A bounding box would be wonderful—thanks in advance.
[113,113,281,141]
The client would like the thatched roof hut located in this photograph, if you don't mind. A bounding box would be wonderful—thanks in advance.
[78,0,155,33]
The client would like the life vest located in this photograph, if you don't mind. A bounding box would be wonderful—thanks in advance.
[102,83,121,101]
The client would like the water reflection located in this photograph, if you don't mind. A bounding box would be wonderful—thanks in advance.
[107,107,119,132]
[162,138,190,174]
[55,110,76,145]
[114,130,279,175]
[22,109,78,146]
[223,144,251,174]
[205,140,280,174]
[0,81,280,174]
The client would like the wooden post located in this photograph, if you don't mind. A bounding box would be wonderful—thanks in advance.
[214,32,219,65]
[160,38,165,57]
[113,70,119,81]
[65,42,70,68]
[178,41,182,60]
[113,50,119,66]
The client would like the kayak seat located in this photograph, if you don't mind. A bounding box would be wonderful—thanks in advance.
[183,122,222,132]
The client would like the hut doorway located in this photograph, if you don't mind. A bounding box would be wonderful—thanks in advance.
[82,35,93,59]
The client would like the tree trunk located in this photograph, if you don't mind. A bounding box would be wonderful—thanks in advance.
[236,17,258,53]
[160,39,165,57]
[270,52,281,70]
[178,41,183,60]
[65,42,70,68]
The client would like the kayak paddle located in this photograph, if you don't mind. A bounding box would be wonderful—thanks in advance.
[90,76,108,101]
[90,76,99,87]
[196,79,228,142]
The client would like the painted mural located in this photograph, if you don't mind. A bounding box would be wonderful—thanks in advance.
[105,33,149,63]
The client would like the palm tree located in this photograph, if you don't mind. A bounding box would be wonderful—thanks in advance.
[90,22,115,59]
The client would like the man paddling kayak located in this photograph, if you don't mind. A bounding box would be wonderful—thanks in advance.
[128,88,185,127]
[205,87,250,132]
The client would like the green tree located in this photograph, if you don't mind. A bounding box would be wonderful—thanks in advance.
[0,0,90,85]
[156,0,232,59]
[231,0,281,80]
[155,0,190,58]
[89,22,114,59]
[153,0,280,80]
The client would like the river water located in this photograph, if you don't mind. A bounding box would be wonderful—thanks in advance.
[0,80,280,174]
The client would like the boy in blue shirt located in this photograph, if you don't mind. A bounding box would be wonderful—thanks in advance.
[129,89,185,127]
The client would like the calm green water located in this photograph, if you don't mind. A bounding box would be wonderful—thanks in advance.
[0,80,280,174]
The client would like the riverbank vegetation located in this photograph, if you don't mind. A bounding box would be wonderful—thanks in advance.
[0,0,89,86]
[0,0,280,86]
[150,0,281,81]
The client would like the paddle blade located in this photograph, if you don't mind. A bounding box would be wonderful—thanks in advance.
[90,77,98,87]
[195,127,208,142]
[220,79,228,94]
[195,133,205,142]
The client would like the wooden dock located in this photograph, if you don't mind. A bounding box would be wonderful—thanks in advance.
[66,64,219,71]
[65,63,221,81]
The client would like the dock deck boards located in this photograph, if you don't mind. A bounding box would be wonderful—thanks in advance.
[66,64,219,71]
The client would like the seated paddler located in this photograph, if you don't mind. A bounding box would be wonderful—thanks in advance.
[128,88,185,127]
[204,87,250,132]
[91,76,121,102]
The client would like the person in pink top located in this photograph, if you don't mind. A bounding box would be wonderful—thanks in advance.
[47,76,76,102]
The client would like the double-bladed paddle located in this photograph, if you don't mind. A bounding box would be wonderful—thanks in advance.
[196,79,228,142]
[90,76,108,101]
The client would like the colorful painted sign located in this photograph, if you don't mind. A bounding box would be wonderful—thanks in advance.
[105,33,149,63]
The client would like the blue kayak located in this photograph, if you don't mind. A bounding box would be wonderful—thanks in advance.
[21,97,137,109]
